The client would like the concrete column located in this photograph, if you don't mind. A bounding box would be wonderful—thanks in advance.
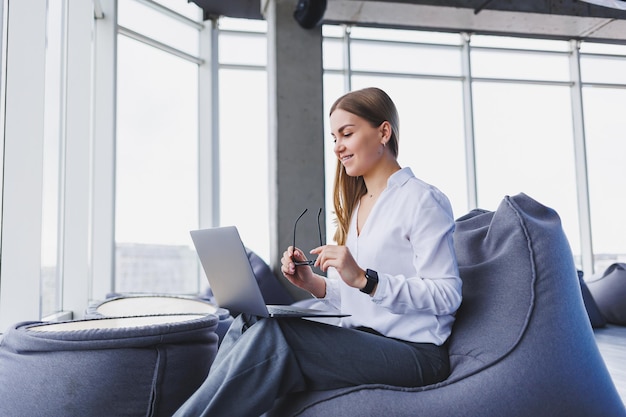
[264,0,326,300]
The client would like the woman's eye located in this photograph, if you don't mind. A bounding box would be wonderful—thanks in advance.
[344,132,352,137]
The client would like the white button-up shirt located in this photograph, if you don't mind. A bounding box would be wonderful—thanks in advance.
[321,167,462,345]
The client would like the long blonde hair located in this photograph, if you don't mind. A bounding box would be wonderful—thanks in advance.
[330,87,400,245]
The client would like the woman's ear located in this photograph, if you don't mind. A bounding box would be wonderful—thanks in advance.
[380,121,391,144]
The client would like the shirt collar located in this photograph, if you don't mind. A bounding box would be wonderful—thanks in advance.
[387,166,414,189]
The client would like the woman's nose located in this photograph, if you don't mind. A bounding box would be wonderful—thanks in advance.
[333,140,343,154]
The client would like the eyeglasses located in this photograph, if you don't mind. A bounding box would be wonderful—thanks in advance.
[292,208,323,266]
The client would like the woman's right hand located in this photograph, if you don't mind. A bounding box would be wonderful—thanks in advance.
[281,246,324,297]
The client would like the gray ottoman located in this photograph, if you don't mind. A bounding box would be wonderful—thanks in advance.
[0,314,219,417]
[86,294,234,344]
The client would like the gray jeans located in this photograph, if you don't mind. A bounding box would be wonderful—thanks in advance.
[173,314,449,417]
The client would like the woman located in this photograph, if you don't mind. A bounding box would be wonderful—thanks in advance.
[174,87,462,417]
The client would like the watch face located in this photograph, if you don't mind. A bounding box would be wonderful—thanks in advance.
[361,269,379,294]
[366,269,379,282]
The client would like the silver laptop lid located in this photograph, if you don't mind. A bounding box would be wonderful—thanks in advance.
[190,226,269,318]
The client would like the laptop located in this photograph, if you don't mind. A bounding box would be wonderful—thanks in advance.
[190,226,349,318]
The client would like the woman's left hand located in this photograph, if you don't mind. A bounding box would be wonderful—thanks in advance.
[310,245,366,289]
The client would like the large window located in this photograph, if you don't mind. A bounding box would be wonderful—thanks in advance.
[218,18,270,262]
[108,14,626,297]
[115,0,202,294]
[581,42,626,274]
[469,36,577,243]
[3,4,626,328]
[469,37,580,252]
[321,27,626,275]
[473,82,579,249]
[115,35,199,293]
[114,7,272,296]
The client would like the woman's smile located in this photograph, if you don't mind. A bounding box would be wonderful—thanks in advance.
[340,154,354,163]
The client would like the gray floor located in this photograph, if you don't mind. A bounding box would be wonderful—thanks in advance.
[594,325,626,406]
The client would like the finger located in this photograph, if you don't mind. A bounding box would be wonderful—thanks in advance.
[282,250,296,274]
[287,256,297,274]
[314,251,330,271]
[294,248,310,263]
[310,245,324,255]
[317,258,330,272]
[282,262,296,276]
[281,251,292,265]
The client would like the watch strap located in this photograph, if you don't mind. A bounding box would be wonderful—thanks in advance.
[360,269,379,294]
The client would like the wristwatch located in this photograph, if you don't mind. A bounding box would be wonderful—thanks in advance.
[360,269,379,294]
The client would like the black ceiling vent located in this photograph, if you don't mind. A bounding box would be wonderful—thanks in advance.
[293,0,327,29]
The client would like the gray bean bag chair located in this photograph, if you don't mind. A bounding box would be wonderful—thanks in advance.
[0,314,219,417]
[267,193,625,417]
[587,262,626,326]
[577,270,607,328]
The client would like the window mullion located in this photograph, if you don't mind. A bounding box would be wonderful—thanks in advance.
[461,32,478,209]
[91,0,118,303]
[60,0,95,319]
[569,40,594,275]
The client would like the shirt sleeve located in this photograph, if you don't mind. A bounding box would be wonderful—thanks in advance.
[315,269,341,311]
[371,190,462,316]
